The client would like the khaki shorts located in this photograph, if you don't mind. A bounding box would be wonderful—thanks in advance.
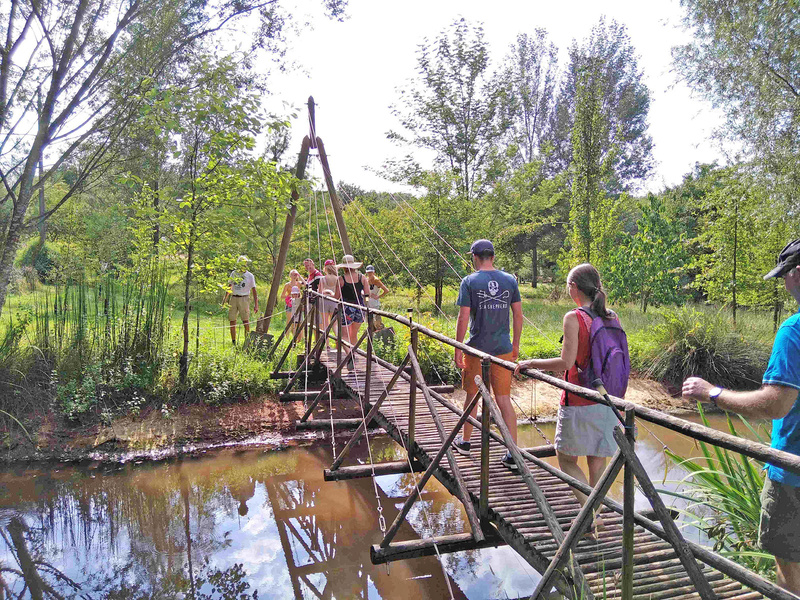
[759,477,800,561]
[228,295,251,322]
[462,352,513,400]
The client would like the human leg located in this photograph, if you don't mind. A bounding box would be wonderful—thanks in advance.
[458,355,481,444]
[229,321,237,343]
[776,558,800,594]
[586,455,608,530]
[490,354,516,444]
[228,299,240,343]
[557,451,590,506]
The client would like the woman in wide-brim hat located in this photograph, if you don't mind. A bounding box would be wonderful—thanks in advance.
[337,255,368,365]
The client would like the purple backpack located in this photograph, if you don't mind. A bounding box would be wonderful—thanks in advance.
[576,307,630,398]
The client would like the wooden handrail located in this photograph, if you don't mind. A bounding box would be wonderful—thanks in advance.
[307,290,800,477]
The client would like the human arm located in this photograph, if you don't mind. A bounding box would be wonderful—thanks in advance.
[682,379,797,420]
[514,311,579,376]
[454,305,470,369]
[511,301,522,362]
[376,278,390,297]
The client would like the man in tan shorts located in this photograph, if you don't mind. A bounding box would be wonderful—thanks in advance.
[224,256,258,345]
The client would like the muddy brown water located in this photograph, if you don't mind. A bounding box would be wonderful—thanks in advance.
[0,414,771,599]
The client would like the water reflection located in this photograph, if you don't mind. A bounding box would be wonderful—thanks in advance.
[0,412,766,599]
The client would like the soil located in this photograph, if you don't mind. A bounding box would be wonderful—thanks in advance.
[1,375,696,465]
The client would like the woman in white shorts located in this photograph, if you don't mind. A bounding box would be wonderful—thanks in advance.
[515,263,625,531]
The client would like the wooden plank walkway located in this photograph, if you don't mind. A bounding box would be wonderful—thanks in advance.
[314,348,763,600]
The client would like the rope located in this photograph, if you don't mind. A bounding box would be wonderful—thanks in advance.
[364,322,455,599]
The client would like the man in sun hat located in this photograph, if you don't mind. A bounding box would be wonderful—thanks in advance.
[683,237,800,593]
[452,239,523,472]
[225,255,258,345]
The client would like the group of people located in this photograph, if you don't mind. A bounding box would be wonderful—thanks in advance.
[455,237,800,594]
[225,236,800,593]
[225,255,390,352]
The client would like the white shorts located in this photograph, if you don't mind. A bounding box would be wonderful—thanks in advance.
[555,404,619,457]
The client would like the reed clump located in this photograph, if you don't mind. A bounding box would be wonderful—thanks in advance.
[644,307,769,390]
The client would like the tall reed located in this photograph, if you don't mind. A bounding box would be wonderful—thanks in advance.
[659,403,773,575]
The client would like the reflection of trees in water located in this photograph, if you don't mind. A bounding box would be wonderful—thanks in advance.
[0,450,296,597]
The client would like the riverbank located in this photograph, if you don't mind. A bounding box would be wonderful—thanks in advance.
[1,376,694,464]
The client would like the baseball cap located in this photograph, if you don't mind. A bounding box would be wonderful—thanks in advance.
[291,286,300,294]
[764,238,800,279]
[470,239,494,254]
[324,259,335,266]
[365,265,375,273]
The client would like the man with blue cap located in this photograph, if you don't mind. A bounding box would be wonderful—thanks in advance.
[453,239,523,471]
[683,237,800,594]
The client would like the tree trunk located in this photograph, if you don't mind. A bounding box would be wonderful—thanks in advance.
[732,198,738,326]
[8,518,44,600]
[152,179,160,249]
[531,235,538,288]
[179,227,195,386]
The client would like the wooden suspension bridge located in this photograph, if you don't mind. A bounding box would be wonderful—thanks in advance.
[256,98,800,600]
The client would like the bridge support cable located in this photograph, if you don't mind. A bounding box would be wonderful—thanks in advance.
[475,377,595,600]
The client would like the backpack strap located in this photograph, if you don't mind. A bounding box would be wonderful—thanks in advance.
[577,306,597,321]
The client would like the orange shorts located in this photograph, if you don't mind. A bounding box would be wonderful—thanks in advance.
[462,352,514,400]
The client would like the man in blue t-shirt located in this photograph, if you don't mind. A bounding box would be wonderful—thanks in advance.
[683,237,800,594]
[453,239,523,471]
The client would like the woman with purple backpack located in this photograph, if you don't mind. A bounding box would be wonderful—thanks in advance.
[515,263,629,533]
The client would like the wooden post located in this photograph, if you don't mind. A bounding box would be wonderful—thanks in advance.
[261,135,311,333]
[329,354,410,469]
[272,309,308,375]
[408,348,484,543]
[613,427,718,600]
[479,357,491,522]
[408,308,417,450]
[363,310,373,406]
[476,377,593,600]
[380,389,481,548]
[316,136,352,255]
[530,452,624,599]
[622,408,636,600]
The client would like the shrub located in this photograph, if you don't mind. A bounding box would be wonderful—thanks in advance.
[188,347,277,404]
[644,307,769,389]
[17,240,61,283]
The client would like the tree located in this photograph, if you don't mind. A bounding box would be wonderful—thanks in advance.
[605,195,688,312]
[673,0,800,185]
[564,18,654,262]
[500,30,561,171]
[0,0,347,318]
[554,18,654,192]
[136,55,294,384]
[388,18,506,202]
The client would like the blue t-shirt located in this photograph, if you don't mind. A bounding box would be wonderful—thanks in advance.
[457,270,521,356]
[764,311,800,486]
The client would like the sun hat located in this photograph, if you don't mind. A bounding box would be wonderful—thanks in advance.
[764,238,800,280]
[290,269,299,276]
[365,265,375,273]
[470,239,494,254]
[335,254,363,270]
[324,259,335,266]
[291,286,300,294]
[236,255,251,264]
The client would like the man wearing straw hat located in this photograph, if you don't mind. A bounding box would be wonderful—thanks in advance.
[683,238,800,594]
[224,255,258,345]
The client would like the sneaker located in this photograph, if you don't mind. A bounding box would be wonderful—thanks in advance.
[501,452,519,471]
[453,436,471,457]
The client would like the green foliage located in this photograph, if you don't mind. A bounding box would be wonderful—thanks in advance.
[660,405,773,575]
[17,241,62,283]
[188,347,277,404]
[644,307,770,389]
[605,195,688,312]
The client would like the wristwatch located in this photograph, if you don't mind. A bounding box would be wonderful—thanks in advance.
[708,386,724,406]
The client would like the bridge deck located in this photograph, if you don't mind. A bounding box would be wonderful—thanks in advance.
[315,349,762,600]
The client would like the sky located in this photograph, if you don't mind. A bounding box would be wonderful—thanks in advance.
[264,0,731,195]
